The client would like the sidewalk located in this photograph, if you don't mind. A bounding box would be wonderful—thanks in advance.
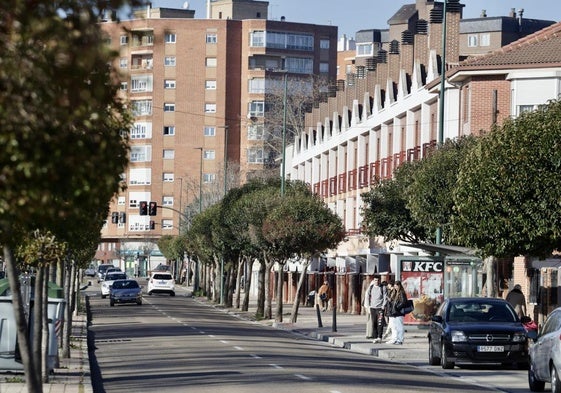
[0,286,429,392]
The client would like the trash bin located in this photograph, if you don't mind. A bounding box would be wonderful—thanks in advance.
[0,295,24,371]
[307,290,316,307]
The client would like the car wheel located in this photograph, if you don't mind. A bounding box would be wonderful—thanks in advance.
[552,364,561,393]
[148,291,152,296]
[528,364,545,392]
[101,294,106,299]
[441,342,454,369]
[137,300,142,306]
[428,338,440,366]
[110,299,115,307]
[170,291,175,297]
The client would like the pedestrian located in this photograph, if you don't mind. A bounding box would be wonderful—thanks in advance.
[317,280,331,311]
[382,280,395,340]
[387,280,407,345]
[506,284,527,318]
[364,276,387,343]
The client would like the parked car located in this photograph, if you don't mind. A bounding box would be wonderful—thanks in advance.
[147,272,175,296]
[101,272,127,298]
[109,279,142,306]
[428,297,530,369]
[84,264,96,277]
[528,307,561,392]
[97,264,115,282]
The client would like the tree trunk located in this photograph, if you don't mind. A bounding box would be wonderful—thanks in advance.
[275,262,285,322]
[61,259,72,358]
[32,264,44,387]
[242,257,252,312]
[485,256,497,298]
[41,266,50,382]
[4,245,42,393]
[263,255,274,320]
[290,259,311,323]
[256,261,266,318]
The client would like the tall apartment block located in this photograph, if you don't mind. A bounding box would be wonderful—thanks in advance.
[96,0,337,275]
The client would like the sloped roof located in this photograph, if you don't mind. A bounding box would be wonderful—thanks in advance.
[458,20,561,68]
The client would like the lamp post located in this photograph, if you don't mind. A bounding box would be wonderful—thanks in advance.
[280,72,288,196]
[220,125,229,306]
[194,147,203,213]
[436,0,448,246]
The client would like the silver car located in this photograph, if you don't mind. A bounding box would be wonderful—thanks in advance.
[529,307,561,392]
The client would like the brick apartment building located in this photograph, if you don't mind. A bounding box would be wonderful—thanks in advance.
[96,0,337,275]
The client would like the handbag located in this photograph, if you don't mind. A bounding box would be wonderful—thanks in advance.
[401,299,414,315]
[320,293,327,301]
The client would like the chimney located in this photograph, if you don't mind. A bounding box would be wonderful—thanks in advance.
[509,8,516,18]
[480,9,487,18]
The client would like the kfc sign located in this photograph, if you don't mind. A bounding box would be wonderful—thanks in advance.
[401,260,443,272]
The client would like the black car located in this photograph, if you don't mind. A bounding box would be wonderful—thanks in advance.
[428,297,530,369]
[109,279,142,306]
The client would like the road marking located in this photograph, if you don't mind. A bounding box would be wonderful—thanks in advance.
[250,354,262,359]
[220,340,229,344]
[294,374,312,381]
[269,364,282,369]
[234,346,244,351]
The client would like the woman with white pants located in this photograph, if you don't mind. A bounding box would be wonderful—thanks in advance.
[387,281,407,345]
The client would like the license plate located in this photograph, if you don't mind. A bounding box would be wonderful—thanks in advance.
[477,345,504,352]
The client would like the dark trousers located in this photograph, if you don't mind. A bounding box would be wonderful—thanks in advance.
[370,308,385,339]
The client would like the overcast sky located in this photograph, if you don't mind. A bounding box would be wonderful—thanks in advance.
[149,0,560,37]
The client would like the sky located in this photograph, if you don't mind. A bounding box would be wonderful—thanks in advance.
[149,0,560,37]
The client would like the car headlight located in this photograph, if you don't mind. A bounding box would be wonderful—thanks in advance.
[512,332,526,342]
[451,330,468,342]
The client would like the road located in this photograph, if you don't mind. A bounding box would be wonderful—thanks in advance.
[85,283,518,393]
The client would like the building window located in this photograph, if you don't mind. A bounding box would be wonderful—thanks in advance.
[120,82,128,91]
[131,122,152,139]
[250,30,265,47]
[165,33,176,43]
[163,172,174,182]
[468,34,478,47]
[206,33,217,43]
[248,78,265,93]
[130,146,151,162]
[205,80,217,90]
[164,79,176,89]
[206,57,217,67]
[266,31,314,51]
[132,100,152,116]
[164,103,175,112]
[129,168,151,185]
[163,149,175,159]
[204,126,216,136]
[164,56,176,66]
[163,126,175,135]
[319,62,329,73]
[118,196,126,205]
[285,57,313,74]
[119,58,128,68]
[203,150,215,160]
[480,33,490,47]
[247,124,264,140]
[320,39,330,49]
[163,196,174,206]
[120,35,128,45]
[247,148,264,163]
[357,43,373,56]
[248,101,265,117]
[205,103,217,113]
[162,219,173,230]
[203,173,216,183]
[131,75,153,92]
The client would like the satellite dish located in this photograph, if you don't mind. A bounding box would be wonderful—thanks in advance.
[183,1,189,9]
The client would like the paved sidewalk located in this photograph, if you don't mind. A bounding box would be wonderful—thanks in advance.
[0,285,429,392]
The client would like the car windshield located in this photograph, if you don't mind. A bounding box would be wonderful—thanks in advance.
[112,280,139,289]
[107,273,127,281]
[448,301,517,323]
[153,274,172,280]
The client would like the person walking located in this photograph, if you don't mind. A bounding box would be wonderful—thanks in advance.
[317,280,331,311]
[364,276,387,343]
[382,280,395,340]
[506,284,527,318]
[387,281,407,345]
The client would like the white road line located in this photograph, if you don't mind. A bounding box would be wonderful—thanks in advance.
[294,374,312,381]
[220,340,229,344]
[269,364,283,369]
[233,346,244,351]
[250,354,262,359]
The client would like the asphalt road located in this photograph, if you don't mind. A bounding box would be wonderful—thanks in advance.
[85,285,509,393]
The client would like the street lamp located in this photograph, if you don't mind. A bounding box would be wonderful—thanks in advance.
[194,147,203,213]
[280,72,288,196]
[219,125,229,306]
